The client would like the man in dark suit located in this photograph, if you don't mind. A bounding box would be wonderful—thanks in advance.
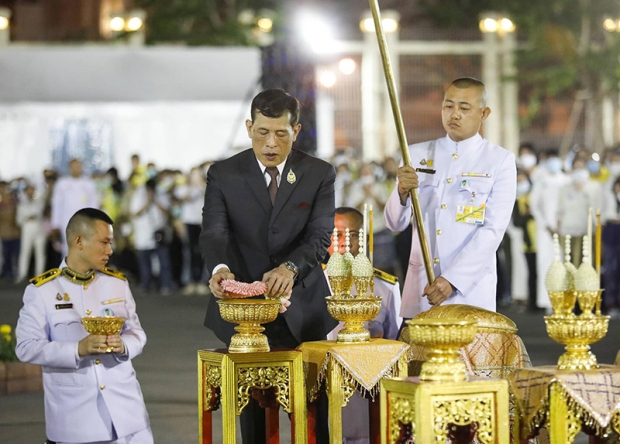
[200,88,336,443]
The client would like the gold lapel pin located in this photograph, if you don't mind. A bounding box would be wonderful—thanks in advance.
[287,169,296,184]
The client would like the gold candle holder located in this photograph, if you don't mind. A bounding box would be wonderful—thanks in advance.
[549,290,577,317]
[544,314,609,370]
[325,296,381,343]
[217,299,280,353]
[328,275,354,299]
[82,316,125,352]
[406,318,478,382]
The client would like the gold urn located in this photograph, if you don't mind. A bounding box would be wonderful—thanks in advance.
[325,296,382,342]
[545,312,609,370]
[406,318,478,382]
[82,316,125,352]
[217,298,280,353]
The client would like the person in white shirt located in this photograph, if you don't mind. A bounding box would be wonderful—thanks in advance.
[557,158,602,266]
[16,183,47,282]
[50,159,100,256]
[384,77,516,319]
[529,148,570,311]
[174,167,208,295]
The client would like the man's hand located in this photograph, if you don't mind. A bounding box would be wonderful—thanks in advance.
[209,268,235,298]
[105,335,125,355]
[397,165,419,205]
[263,265,295,299]
[78,334,110,357]
[423,277,455,306]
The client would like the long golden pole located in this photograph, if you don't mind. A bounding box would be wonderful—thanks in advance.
[368,0,435,284]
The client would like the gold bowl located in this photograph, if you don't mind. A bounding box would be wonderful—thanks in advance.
[82,316,125,352]
[407,318,478,382]
[544,314,609,370]
[325,296,382,342]
[218,298,280,353]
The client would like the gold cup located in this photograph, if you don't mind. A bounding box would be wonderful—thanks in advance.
[353,276,372,298]
[406,318,478,382]
[549,290,577,317]
[326,296,382,342]
[218,299,280,353]
[576,290,602,318]
[82,316,125,352]
[328,275,354,298]
[545,314,609,370]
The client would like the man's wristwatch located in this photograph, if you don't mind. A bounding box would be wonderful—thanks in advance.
[282,261,299,279]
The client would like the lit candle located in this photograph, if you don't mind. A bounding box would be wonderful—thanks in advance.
[587,207,593,265]
[363,203,368,243]
[596,209,601,279]
[369,205,374,268]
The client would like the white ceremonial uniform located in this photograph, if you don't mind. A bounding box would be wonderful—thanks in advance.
[16,194,47,281]
[385,133,516,318]
[529,171,569,309]
[51,176,100,254]
[16,262,153,444]
[325,269,402,444]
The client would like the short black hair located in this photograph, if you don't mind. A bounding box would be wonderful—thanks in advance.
[250,89,301,126]
[66,208,113,243]
[335,207,363,229]
[449,77,488,107]
[544,148,560,158]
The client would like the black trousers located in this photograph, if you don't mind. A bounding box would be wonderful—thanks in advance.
[239,316,329,444]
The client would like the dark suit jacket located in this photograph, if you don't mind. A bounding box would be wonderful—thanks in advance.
[200,148,338,345]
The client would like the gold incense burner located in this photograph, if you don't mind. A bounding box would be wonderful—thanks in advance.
[325,296,381,342]
[406,318,478,382]
[217,299,280,353]
[82,316,125,352]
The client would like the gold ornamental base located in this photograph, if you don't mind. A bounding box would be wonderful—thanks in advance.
[217,298,280,353]
[325,296,382,343]
[406,318,478,382]
[545,314,609,370]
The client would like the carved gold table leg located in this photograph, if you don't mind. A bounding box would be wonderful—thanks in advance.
[548,382,581,444]
[327,361,345,444]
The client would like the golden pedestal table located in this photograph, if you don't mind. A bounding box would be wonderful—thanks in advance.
[380,376,510,444]
[298,338,410,444]
[508,365,620,443]
[197,349,307,444]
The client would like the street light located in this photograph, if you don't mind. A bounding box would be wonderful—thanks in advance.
[107,10,146,46]
[603,18,620,32]
[359,10,399,34]
[479,12,518,153]
[0,7,11,46]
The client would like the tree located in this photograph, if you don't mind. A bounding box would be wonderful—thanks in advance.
[133,0,280,46]
[421,0,620,153]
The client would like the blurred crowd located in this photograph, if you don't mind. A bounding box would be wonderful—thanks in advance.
[0,145,619,316]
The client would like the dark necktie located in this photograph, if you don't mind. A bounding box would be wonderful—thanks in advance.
[266,167,279,205]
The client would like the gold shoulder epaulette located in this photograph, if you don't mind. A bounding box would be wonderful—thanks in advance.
[100,267,127,281]
[373,268,398,285]
[29,268,61,287]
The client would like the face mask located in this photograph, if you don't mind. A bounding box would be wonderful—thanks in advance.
[572,168,589,184]
[545,158,563,174]
[147,168,157,179]
[519,153,537,170]
[516,181,531,196]
[587,160,600,174]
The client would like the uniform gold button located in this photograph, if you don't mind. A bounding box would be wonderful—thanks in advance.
[433,258,440,264]
[95,359,101,365]
[452,153,458,159]
[437,230,442,235]
[447,178,453,184]
[441,204,447,210]
[85,309,91,315]
[100,385,105,390]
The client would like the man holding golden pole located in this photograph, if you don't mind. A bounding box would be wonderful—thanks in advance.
[369,1,517,319]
